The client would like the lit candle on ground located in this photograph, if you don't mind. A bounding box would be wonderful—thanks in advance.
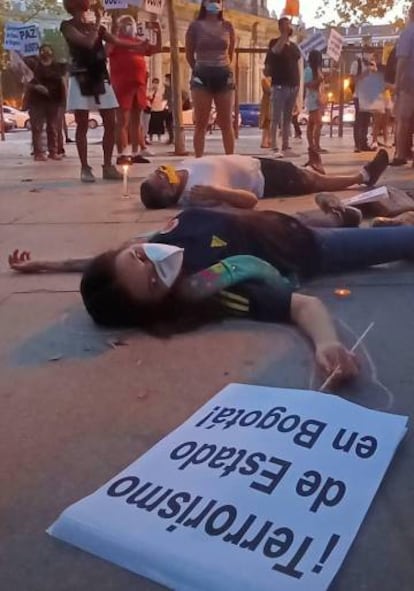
[122,164,130,197]
[334,288,352,297]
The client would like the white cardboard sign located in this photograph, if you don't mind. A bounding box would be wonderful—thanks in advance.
[144,0,165,15]
[4,22,40,56]
[343,186,389,206]
[48,384,407,591]
[299,32,326,60]
[327,29,344,62]
[103,0,128,9]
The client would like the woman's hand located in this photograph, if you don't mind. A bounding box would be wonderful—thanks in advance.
[8,249,41,273]
[315,341,359,385]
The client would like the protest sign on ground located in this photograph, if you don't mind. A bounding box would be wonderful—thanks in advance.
[48,384,407,591]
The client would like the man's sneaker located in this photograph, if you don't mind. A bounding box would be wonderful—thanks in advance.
[317,147,329,154]
[116,154,132,165]
[48,153,63,161]
[338,206,363,227]
[271,149,283,159]
[315,192,343,214]
[371,211,414,227]
[362,148,389,186]
[81,166,96,183]
[102,164,123,181]
[131,154,150,164]
[34,154,47,162]
[283,148,300,158]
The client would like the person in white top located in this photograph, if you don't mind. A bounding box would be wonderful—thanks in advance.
[139,151,389,210]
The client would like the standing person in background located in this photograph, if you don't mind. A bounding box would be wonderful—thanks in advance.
[60,0,150,183]
[259,72,272,148]
[141,76,152,145]
[108,14,161,163]
[57,65,72,156]
[350,52,377,153]
[25,44,66,162]
[185,0,235,158]
[304,50,325,157]
[393,3,414,167]
[265,16,301,159]
[291,101,302,139]
[163,73,174,145]
[148,77,165,142]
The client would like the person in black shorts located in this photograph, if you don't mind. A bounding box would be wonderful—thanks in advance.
[10,204,414,386]
[139,151,389,210]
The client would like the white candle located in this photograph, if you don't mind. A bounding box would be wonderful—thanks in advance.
[122,164,129,197]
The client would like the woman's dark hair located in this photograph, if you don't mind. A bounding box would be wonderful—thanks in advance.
[140,180,179,209]
[63,0,89,15]
[308,49,322,80]
[197,1,224,20]
[80,250,228,336]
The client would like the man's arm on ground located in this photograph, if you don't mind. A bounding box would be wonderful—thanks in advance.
[189,185,258,209]
[290,293,359,382]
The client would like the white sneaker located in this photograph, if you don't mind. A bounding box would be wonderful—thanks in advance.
[283,148,300,158]
[271,149,283,159]
[140,148,155,157]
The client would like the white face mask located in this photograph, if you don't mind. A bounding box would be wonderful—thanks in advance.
[205,2,221,13]
[142,243,184,288]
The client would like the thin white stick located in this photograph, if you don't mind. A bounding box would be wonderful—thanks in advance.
[319,321,375,392]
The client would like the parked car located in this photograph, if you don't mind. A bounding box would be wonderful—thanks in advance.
[239,103,260,127]
[322,103,355,125]
[1,111,17,132]
[3,106,101,130]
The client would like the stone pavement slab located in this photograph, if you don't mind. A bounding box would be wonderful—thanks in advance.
[1,129,414,591]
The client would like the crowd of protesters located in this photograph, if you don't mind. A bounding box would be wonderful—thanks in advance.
[15,0,414,181]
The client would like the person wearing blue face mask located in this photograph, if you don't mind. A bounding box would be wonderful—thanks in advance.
[185,0,236,158]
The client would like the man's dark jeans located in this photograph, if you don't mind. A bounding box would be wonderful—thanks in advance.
[353,98,371,150]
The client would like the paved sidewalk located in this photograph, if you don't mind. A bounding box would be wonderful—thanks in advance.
[1,128,414,591]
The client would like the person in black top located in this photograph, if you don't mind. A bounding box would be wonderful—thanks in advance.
[24,44,66,161]
[9,207,414,385]
[61,0,157,183]
[265,17,301,158]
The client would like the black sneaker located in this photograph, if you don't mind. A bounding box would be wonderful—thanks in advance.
[131,154,150,164]
[362,148,389,186]
[116,155,133,166]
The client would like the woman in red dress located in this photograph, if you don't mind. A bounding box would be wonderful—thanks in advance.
[108,15,161,162]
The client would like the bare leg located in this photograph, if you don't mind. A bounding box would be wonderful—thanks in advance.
[303,168,363,192]
[192,87,213,157]
[99,108,116,167]
[214,89,235,155]
[74,110,89,167]
[130,107,144,153]
[307,111,316,150]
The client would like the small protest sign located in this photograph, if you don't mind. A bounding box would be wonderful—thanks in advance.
[299,32,326,60]
[144,0,165,15]
[343,186,389,206]
[4,22,40,56]
[103,0,128,10]
[48,384,407,591]
[327,29,344,62]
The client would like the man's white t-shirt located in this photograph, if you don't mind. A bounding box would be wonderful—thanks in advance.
[178,155,265,206]
[350,59,384,112]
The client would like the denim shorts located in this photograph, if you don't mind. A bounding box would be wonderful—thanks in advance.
[191,65,235,94]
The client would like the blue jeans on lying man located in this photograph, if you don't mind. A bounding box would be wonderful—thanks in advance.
[313,226,414,273]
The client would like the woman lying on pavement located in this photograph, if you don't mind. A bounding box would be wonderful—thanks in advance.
[9,204,414,386]
[139,150,389,210]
